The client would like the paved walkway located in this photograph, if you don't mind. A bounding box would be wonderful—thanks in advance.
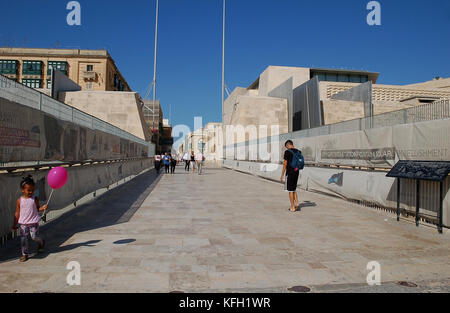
[1,167,449,293]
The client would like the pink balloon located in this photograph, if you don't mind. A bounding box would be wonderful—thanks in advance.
[47,166,68,189]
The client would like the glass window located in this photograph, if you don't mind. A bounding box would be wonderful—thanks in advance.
[361,75,368,83]
[326,73,337,82]
[350,75,361,83]
[22,79,42,88]
[0,60,18,74]
[87,65,93,72]
[48,61,68,75]
[46,79,52,89]
[338,74,349,82]
[22,61,42,75]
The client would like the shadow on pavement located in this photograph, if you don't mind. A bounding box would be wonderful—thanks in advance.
[299,201,317,209]
[0,169,162,263]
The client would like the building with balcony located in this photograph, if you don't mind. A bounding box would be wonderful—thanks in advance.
[160,119,174,154]
[0,47,131,92]
[143,100,165,153]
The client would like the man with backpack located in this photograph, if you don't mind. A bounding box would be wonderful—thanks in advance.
[280,140,304,212]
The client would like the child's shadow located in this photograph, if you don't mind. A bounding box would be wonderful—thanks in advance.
[32,240,102,259]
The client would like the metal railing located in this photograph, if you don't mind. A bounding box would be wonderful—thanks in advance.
[287,99,450,140]
[226,99,450,148]
[0,74,151,150]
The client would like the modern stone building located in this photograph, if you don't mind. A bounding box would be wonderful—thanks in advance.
[0,47,131,92]
[223,65,450,138]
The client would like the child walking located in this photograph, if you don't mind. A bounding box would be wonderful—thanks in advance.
[12,175,47,262]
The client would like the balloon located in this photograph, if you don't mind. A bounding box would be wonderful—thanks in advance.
[47,166,68,189]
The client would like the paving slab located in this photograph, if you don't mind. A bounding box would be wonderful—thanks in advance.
[0,167,449,293]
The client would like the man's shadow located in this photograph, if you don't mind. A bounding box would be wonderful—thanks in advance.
[0,169,162,263]
[299,201,317,209]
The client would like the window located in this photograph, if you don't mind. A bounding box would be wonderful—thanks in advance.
[22,61,42,75]
[85,82,93,90]
[86,65,93,72]
[22,79,41,88]
[311,71,369,84]
[114,74,125,91]
[293,111,302,132]
[0,60,18,74]
[350,75,361,83]
[338,74,349,82]
[326,73,337,82]
[47,61,68,75]
[46,79,52,89]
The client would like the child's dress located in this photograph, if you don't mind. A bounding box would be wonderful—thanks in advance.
[18,196,43,256]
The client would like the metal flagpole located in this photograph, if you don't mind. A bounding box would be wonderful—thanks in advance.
[153,0,159,134]
[222,0,225,114]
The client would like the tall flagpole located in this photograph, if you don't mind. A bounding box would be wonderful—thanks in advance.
[153,0,159,134]
[222,0,225,114]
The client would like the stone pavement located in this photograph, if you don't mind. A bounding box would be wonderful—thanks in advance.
[0,167,449,293]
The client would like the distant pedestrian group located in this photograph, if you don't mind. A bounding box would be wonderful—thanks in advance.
[154,152,177,174]
[183,151,204,175]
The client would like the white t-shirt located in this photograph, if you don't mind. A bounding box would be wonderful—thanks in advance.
[195,153,203,161]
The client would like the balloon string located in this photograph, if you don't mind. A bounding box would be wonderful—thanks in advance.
[43,189,54,221]
[47,189,54,205]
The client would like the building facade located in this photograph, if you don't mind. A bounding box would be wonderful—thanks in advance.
[0,48,131,92]
[223,65,450,139]
[184,122,222,162]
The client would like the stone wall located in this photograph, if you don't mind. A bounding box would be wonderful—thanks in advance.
[60,91,150,141]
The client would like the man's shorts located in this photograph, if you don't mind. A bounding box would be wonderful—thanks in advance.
[286,170,300,192]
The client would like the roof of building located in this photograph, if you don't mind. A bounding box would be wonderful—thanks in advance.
[310,67,379,83]
[0,47,110,58]
[405,77,450,90]
[247,66,379,89]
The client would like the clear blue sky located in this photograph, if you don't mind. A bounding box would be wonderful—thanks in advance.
[1,0,449,135]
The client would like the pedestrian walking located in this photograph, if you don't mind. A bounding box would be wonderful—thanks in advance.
[154,154,161,174]
[183,152,190,171]
[12,175,47,262]
[163,152,170,174]
[190,151,195,173]
[280,140,304,212]
[170,154,177,174]
[195,151,204,175]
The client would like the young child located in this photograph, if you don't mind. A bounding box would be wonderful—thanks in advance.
[12,175,47,262]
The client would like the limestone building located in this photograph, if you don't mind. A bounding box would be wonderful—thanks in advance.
[60,91,151,141]
[223,66,450,138]
[0,47,131,92]
[184,122,222,162]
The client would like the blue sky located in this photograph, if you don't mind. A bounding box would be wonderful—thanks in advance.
[1,0,449,135]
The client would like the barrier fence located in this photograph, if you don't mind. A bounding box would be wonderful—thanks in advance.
[0,74,152,153]
[226,99,450,157]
